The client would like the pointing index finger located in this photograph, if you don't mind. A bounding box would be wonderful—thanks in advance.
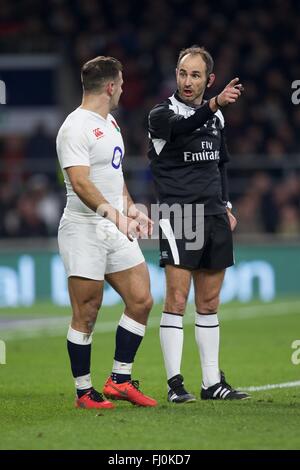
[228,77,240,87]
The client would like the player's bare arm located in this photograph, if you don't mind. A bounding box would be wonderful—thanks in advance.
[66,165,140,240]
[123,183,154,237]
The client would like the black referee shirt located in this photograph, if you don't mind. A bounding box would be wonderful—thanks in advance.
[148,92,230,215]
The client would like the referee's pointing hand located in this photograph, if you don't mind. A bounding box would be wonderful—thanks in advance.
[216,77,244,107]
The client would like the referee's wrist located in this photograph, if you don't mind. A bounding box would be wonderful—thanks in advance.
[210,95,222,112]
[225,201,232,211]
[215,95,221,108]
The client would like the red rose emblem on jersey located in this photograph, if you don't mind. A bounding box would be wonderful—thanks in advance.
[93,128,104,139]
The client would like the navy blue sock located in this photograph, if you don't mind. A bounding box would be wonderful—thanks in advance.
[76,388,92,398]
[111,372,131,384]
[111,325,143,384]
[67,340,91,396]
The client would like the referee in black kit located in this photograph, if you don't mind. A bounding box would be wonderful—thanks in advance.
[148,45,250,403]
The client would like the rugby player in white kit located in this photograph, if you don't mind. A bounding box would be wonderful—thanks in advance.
[56,56,157,409]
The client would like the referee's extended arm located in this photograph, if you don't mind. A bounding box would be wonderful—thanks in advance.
[150,77,243,140]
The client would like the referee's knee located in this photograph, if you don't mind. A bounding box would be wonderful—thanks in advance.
[164,290,188,315]
[196,298,220,314]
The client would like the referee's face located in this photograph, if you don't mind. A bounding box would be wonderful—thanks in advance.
[176,54,208,105]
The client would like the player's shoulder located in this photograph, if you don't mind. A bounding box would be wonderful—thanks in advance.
[57,108,99,143]
[58,108,89,133]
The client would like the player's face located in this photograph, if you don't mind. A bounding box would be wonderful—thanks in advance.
[110,71,123,110]
[176,54,208,105]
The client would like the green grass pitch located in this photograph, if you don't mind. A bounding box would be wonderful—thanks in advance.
[0,298,300,450]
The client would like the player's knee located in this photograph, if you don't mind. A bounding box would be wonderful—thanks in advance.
[139,293,153,314]
[197,297,219,314]
[166,290,188,314]
[144,293,154,313]
[129,292,153,322]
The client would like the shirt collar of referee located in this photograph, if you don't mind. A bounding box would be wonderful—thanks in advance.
[174,90,207,110]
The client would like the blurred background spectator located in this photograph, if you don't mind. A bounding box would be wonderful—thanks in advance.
[0,0,299,238]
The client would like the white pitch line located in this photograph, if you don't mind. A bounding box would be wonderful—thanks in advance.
[240,380,300,392]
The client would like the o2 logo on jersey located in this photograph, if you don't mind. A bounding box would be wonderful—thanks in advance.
[111,146,124,169]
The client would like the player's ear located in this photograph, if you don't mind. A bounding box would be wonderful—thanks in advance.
[206,73,215,88]
[106,81,114,97]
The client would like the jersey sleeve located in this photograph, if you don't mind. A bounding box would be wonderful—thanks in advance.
[57,124,90,169]
[148,104,179,142]
[149,101,215,143]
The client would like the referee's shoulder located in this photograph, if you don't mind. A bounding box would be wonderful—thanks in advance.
[148,98,173,124]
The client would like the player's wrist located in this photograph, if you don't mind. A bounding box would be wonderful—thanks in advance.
[96,203,122,226]
[127,204,139,219]
[225,201,233,211]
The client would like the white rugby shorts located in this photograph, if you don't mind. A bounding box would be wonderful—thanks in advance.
[58,217,145,280]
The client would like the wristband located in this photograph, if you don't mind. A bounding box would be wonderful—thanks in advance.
[215,95,222,108]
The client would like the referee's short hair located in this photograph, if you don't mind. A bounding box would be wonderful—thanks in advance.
[177,46,214,77]
[81,56,123,93]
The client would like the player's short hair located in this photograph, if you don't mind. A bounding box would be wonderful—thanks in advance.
[81,56,123,93]
[177,46,214,77]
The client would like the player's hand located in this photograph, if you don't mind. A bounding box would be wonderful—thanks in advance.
[128,205,154,237]
[117,214,141,241]
[216,78,244,107]
[227,208,237,231]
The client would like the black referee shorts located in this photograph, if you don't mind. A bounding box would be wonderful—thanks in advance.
[159,213,234,271]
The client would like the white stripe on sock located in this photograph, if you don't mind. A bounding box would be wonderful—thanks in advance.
[67,326,92,345]
[75,373,92,390]
[119,314,145,337]
[112,359,133,376]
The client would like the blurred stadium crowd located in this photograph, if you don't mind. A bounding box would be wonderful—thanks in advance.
[0,0,300,237]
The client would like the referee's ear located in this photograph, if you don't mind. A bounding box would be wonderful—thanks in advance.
[206,73,215,89]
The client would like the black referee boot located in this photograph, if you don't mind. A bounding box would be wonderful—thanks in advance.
[167,374,196,403]
[201,371,250,400]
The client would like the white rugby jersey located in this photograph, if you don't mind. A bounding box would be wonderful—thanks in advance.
[56,107,125,222]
